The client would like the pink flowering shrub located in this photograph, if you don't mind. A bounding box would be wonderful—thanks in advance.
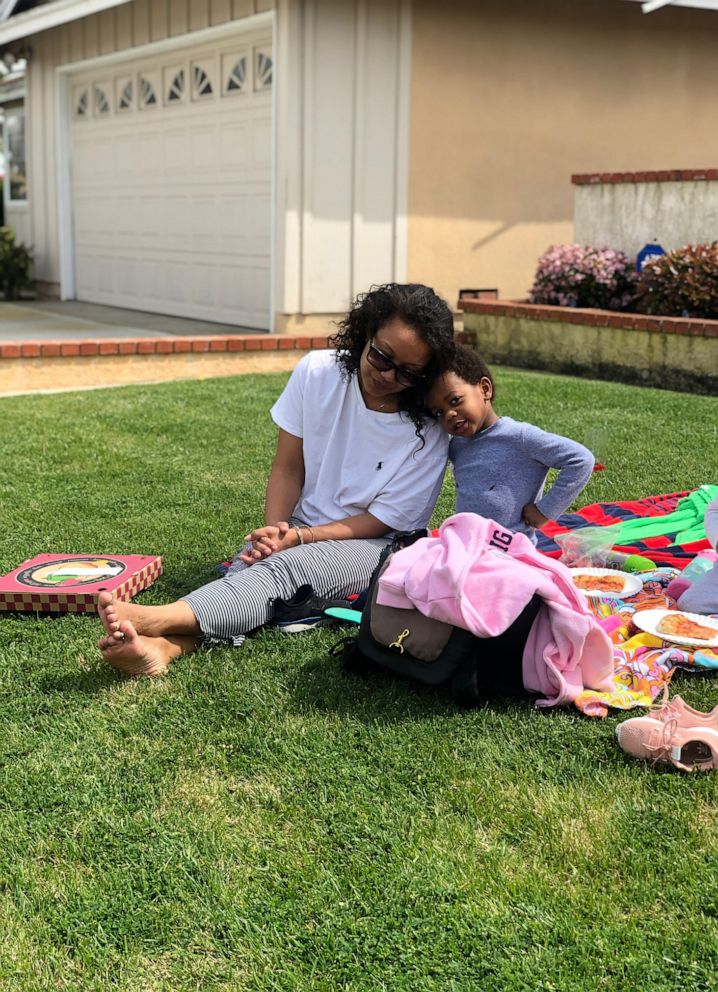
[638,242,718,319]
[529,244,639,311]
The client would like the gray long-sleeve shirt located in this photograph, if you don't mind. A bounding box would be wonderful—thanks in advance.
[450,416,595,542]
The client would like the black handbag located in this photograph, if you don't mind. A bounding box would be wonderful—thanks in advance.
[333,534,540,707]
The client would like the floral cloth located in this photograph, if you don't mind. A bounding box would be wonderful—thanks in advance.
[574,569,718,717]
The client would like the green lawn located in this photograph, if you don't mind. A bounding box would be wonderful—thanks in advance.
[1,368,717,992]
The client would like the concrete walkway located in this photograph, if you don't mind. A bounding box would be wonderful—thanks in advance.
[0,300,264,342]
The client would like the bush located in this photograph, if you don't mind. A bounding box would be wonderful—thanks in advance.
[0,225,33,300]
[529,244,639,311]
[638,242,718,319]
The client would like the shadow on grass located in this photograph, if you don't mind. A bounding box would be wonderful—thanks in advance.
[283,639,537,726]
[278,625,619,733]
[139,565,221,604]
[36,662,131,697]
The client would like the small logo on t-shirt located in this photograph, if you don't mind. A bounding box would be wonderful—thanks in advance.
[376,461,383,470]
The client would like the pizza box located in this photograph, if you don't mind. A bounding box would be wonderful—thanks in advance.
[0,553,163,614]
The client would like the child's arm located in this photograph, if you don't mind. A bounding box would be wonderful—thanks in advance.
[522,502,551,530]
[519,424,595,523]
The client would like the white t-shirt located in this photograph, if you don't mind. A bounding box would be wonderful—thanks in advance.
[270,351,448,531]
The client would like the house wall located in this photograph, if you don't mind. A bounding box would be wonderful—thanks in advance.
[574,173,718,259]
[26,0,275,293]
[275,0,410,330]
[407,0,718,305]
[25,0,410,332]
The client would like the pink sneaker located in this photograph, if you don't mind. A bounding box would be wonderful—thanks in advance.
[616,717,718,772]
[647,691,718,731]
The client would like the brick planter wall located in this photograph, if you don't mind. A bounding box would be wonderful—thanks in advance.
[458,300,718,394]
[0,334,333,396]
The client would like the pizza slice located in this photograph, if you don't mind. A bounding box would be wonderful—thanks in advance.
[657,613,717,642]
[572,573,626,593]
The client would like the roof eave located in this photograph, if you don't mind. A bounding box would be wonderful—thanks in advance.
[0,0,133,47]
[624,0,718,12]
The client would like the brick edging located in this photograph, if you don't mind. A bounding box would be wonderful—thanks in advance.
[572,169,718,185]
[457,299,718,338]
[0,333,334,360]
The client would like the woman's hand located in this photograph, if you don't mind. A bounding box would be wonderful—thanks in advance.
[238,511,392,566]
[239,521,294,564]
[521,502,550,530]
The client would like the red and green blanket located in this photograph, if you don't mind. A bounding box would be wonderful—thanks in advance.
[537,485,717,569]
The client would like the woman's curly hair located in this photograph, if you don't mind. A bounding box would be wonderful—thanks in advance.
[331,283,455,439]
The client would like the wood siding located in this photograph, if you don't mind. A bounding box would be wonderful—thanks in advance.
[277,0,410,317]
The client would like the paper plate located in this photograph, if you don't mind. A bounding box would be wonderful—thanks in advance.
[633,609,718,648]
[570,567,643,600]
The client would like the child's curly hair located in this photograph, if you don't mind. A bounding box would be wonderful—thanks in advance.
[331,283,455,439]
[440,345,495,400]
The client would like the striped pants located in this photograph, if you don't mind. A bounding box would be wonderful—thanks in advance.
[182,534,389,646]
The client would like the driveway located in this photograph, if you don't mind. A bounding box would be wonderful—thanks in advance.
[0,300,264,342]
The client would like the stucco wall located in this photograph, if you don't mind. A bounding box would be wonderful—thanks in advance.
[407,0,718,306]
[574,177,718,258]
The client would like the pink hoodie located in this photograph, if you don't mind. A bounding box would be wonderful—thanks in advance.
[376,513,615,709]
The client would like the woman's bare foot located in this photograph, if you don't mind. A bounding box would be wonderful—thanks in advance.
[98,619,195,677]
[98,620,173,677]
[97,590,141,639]
[96,590,200,639]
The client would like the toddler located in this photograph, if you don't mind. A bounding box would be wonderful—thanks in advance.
[677,495,718,615]
[427,346,595,542]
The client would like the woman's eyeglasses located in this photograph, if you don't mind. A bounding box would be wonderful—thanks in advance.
[366,340,427,388]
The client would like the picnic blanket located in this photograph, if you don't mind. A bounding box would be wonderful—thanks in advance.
[213,487,717,717]
[538,486,717,569]
[573,568,718,718]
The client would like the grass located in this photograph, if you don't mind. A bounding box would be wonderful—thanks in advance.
[0,367,717,991]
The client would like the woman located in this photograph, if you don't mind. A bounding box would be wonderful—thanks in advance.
[97,283,454,676]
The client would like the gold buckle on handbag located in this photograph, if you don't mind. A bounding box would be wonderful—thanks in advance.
[389,628,410,654]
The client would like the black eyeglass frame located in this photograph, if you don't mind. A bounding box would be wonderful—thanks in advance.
[366,339,428,388]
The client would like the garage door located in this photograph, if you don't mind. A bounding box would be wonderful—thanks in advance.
[69,29,272,329]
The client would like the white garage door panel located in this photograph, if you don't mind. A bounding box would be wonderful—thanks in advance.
[75,252,270,325]
[70,32,273,329]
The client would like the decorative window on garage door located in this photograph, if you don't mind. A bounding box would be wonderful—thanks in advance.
[73,86,89,119]
[116,77,133,112]
[222,51,248,95]
[94,82,111,116]
[139,73,159,109]
[164,65,186,104]
[192,62,214,100]
[254,48,272,91]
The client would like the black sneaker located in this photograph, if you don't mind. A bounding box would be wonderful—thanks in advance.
[270,584,353,634]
